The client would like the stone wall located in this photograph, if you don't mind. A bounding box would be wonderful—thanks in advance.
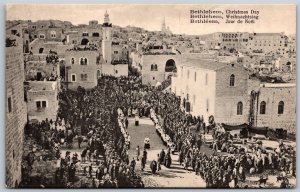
[171,64,216,123]
[30,40,72,57]
[6,36,27,188]
[65,50,128,90]
[141,54,178,86]
[255,85,296,131]
[214,63,249,124]
[27,81,59,121]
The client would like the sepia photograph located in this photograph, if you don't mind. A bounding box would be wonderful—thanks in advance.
[5,4,296,188]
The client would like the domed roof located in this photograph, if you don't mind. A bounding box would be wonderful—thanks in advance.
[103,10,111,25]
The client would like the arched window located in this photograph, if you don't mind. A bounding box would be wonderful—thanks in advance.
[151,64,154,71]
[237,102,243,115]
[154,64,158,71]
[80,58,88,65]
[260,101,266,114]
[230,74,235,86]
[71,58,75,64]
[97,70,101,79]
[278,101,284,114]
[50,31,56,38]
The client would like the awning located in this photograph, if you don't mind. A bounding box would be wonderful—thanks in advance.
[221,123,248,131]
[248,127,268,135]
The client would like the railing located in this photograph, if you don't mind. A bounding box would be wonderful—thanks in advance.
[111,59,129,64]
[143,52,176,55]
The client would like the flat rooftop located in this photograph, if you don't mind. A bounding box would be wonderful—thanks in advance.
[260,83,296,88]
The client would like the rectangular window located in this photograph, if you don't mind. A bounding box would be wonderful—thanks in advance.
[11,30,17,35]
[81,74,87,81]
[36,101,41,108]
[42,101,47,108]
[36,101,47,109]
[71,74,76,82]
[82,32,89,37]
[39,34,45,39]
[114,51,118,54]
[8,97,12,113]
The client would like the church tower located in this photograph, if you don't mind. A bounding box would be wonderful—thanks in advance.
[102,10,112,64]
[161,17,166,32]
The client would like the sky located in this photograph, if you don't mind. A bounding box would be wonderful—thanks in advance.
[6,4,296,35]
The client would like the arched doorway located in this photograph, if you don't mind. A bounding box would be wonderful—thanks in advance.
[165,59,176,72]
[81,38,89,45]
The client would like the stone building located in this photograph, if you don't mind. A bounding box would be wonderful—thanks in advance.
[29,39,72,57]
[141,54,178,86]
[65,48,128,90]
[35,27,64,42]
[202,32,289,56]
[64,11,128,90]
[24,59,60,122]
[254,83,296,131]
[6,23,30,53]
[171,58,250,124]
[5,35,27,188]
[26,81,59,121]
[65,21,102,46]
[171,58,296,131]
[65,49,100,89]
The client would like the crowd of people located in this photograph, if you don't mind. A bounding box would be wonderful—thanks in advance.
[21,117,75,187]
[20,74,296,188]
[110,74,295,188]
[146,90,295,188]
[57,76,146,188]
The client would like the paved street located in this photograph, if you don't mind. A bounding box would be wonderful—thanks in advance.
[127,117,206,188]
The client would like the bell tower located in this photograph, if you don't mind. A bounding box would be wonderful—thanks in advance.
[102,10,112,64]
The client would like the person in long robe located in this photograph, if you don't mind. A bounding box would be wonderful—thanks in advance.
[150,160,157,174]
